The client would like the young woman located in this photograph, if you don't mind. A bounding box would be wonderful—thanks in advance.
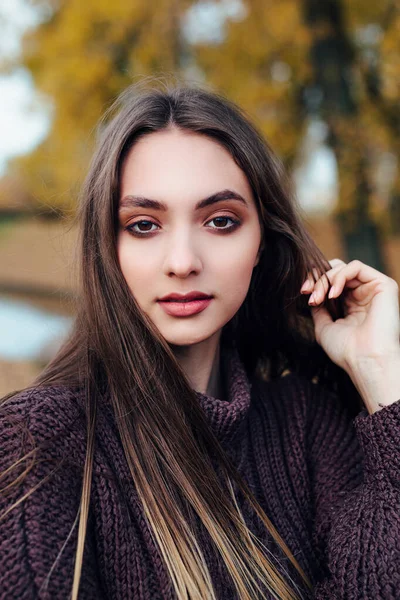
[1,80,399,600]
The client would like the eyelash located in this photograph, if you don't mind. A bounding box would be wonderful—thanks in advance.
[124,215,241,237]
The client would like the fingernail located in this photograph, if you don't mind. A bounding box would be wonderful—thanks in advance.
[308,292,316,304]
[328,286,335,299]
[301,280,311,292]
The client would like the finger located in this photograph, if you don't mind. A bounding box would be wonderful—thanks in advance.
[300,276,314,293]
[329,277,369,299]
[308,263,347,304]
[340,279,382,303]
[300,268,318,293]
[310,304,333,343]
[328,258,346,269]
[335,259,387,285]
[309,257,387,305]
[301,264,343,294]
[327,260,388,298]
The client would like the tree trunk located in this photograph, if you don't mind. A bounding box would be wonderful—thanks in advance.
[302,0,387,271]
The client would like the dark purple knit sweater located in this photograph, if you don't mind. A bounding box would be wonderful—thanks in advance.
[1,346,400,599]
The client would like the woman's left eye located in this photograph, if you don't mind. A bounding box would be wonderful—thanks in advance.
[206,216,241,231]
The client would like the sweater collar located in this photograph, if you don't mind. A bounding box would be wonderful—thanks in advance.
[194,344,252,445]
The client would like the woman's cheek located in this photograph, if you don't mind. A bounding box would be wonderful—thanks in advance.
[218,260,254,304]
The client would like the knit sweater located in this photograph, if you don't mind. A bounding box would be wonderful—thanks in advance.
[1,346,400,600]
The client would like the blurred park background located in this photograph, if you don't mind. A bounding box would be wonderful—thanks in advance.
[0,0,399,396]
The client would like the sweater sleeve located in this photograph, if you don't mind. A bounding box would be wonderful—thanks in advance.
[0,387,105,600]
[305,380,400,599]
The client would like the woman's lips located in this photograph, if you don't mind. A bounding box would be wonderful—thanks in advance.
[157,297,213,317]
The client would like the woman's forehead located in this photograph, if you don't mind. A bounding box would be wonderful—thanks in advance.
[119,129,255,210]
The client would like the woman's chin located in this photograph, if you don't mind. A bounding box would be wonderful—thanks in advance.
[160,325,222,348]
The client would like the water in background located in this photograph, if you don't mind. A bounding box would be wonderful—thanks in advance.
[0,296,73,361]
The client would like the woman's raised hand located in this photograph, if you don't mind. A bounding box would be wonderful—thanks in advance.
[301,258,400,413]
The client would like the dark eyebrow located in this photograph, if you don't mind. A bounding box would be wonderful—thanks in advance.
[119,189,248,212]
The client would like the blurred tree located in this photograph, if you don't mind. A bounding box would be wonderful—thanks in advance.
[4,0,193,213]
[192,0,400,269]
[302,0,387,269]
[190,0,311,165]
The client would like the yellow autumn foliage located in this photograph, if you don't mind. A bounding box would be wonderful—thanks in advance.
[2,0,400,229]
[192,0,311,163]
[8,0,193,212]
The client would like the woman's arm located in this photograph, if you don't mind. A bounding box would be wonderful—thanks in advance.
[302,257,400,416]
[306,380,400,599]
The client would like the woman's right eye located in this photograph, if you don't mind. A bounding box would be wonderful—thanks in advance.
[125,220,160,236]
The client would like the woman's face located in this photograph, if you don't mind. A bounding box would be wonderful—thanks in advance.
[117,127,262,347]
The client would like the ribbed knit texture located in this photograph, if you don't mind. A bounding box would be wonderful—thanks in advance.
[1,346,400,599]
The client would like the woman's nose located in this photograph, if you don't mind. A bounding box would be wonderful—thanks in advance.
[162,232,203,278]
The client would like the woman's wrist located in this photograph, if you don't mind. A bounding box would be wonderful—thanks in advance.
[346,350,400,415]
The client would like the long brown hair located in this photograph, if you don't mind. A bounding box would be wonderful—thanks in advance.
[1,77,361,599]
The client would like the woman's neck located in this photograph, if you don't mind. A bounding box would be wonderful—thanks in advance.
[170,332,225,399]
